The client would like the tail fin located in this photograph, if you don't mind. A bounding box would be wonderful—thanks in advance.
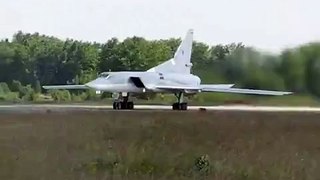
[147,29,194,74]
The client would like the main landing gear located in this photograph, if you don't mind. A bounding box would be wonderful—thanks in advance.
[113,93,134,110]
[112,92,187,111]
[172,92,188,111]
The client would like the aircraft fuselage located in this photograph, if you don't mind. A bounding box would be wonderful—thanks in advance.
[85,71,201,93]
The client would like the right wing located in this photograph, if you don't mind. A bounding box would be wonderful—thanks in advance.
[155,84,235,91]
[155,85,200,91]
[201,84,235,89]
[154,84,292,96]
[42,85,89,90]
[201,86,292,96]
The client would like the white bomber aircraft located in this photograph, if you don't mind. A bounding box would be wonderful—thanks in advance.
[43,29,292,110]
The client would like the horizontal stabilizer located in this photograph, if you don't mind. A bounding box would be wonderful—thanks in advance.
[202,87,292,96]
[42,85,89,90]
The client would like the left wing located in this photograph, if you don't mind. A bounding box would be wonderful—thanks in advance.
[42,85,89,90]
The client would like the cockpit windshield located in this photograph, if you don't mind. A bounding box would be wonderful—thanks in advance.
[98,72,110,79]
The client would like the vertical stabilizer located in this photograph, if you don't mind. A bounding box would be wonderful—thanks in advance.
[173,29,193,71]
[147,29,194,74]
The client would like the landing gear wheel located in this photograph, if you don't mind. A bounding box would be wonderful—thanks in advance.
[112,92,134,110]
[172,92,188,111]
[180,102,188,110]
[172,102,188,111]
[113,102,121,109]
[127,102,134,109]
[113,102,116,109]
[121,102,126,109]
[112,101,134,110]
[172,102,179,110]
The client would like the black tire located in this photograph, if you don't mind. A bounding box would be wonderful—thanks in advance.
[119,102,125,109]
[172,103,179,110]
[172,103,188,110]
[127,102,134,109]
[181,103,188,110]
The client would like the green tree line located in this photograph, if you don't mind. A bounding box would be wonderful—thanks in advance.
[0,31,320,102]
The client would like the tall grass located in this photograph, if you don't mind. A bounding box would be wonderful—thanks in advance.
[0,111,320,179]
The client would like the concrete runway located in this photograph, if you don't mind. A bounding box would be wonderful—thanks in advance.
[1,104,320,113]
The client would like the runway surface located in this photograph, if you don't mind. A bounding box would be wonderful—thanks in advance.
[1,104,320,113]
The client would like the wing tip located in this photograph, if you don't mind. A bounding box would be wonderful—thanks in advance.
[42,86,50,89]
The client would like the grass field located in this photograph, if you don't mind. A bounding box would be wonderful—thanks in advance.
[1,110,320,179]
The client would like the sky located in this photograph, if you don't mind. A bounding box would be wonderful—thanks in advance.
[1,0,320,52]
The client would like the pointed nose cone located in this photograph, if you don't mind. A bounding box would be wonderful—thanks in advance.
[85,78,105,90]
[84,81,95,89]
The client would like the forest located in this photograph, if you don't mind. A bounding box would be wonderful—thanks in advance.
[0,31,320,103]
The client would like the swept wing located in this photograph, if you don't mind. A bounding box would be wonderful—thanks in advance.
[155,84,292,96]
[201,87,292,96]
[42,85,89,90]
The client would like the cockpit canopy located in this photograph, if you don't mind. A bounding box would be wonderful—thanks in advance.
[98,72,111,78]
